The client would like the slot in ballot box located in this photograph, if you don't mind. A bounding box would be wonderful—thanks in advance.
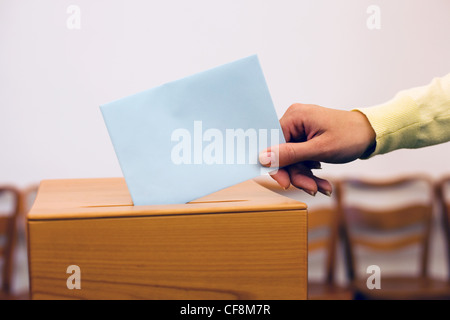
[27,177,308,300]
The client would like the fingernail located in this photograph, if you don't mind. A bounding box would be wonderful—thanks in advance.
[259,152,275,166]
[318,190,332,197]
[305,190,317,196]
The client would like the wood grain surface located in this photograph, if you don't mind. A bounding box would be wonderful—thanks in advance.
[28,178,306,220]
[27,178,308,300]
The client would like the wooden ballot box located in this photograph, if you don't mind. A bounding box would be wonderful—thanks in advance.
[27,178,307,300]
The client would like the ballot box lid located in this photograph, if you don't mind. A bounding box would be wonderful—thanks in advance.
[27,177,307,221]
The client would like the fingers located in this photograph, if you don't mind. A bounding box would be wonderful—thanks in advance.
[259,138,323,168]
[288,164,319,196]
[268,162,333,197]
[289,164,333,196]
[312,175,333,197]
[268,168,291,189]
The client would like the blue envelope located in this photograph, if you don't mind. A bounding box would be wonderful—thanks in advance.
[100,55,284,205]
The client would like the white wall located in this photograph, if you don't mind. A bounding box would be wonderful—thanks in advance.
[1,0,449,188]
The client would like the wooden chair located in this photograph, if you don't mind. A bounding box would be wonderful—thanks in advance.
[307,202,353,300]
[0,186,21,300]
[338,175,450,300]
[17,184,38,241]
[10,184,39,301]
[436,175,450,283]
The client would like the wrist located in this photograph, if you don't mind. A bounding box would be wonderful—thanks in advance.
[351,110,377,159]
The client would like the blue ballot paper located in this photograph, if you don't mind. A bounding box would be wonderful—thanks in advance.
[100,55,285,205]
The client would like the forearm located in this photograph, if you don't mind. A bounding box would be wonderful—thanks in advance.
[356,73,450,158]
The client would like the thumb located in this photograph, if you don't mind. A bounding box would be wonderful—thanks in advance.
[259,140,322,168]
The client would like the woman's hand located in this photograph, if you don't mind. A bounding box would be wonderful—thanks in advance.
[259,103,376,196]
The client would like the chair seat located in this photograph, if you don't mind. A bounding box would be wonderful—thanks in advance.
[352,276,450,300]
[308,282,353,300]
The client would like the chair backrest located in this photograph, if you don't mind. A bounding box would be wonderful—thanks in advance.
[337,176,434,281]
[436,175,450,283]
[0,186,21,294]
[308,205,340,285]
[17,184,39,237]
